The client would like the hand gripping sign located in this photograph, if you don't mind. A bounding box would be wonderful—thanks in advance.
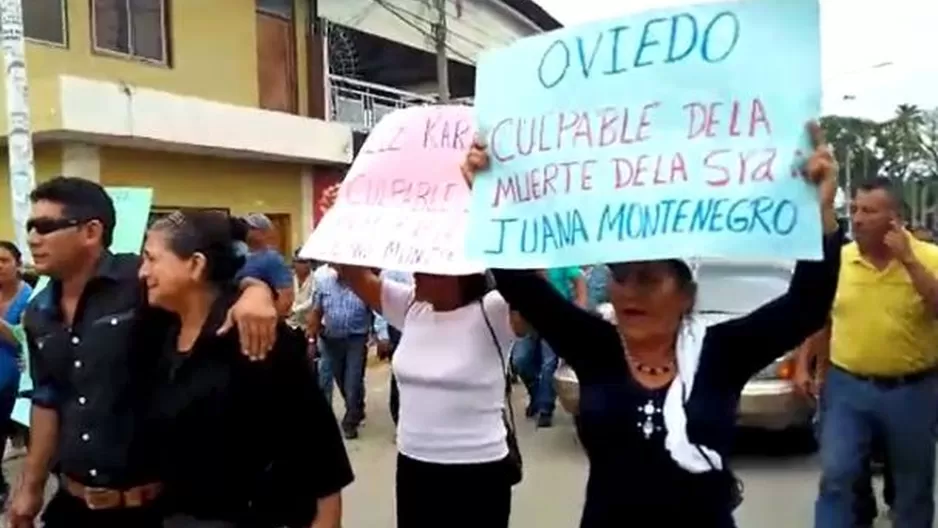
[300,105,484,275]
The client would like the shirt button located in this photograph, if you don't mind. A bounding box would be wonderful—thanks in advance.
[88,469,97,477]
[70,336,80,345]
[81,433,90,441]
[73,360,82,369]
[78,396,86,405]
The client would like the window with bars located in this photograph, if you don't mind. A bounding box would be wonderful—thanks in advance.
[92,0,169,64]
[24,0,67,46]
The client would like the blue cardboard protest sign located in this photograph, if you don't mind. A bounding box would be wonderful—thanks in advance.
[12,187,153,426]
[467,0,822,267]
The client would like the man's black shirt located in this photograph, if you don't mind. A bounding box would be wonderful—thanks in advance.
[23,252,172,488]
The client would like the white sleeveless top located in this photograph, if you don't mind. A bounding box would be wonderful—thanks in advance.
[381,281,514,464]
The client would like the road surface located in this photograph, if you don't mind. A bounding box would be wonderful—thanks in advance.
[1,364,901,527]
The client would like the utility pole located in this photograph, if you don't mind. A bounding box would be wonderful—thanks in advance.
[845,147,853,196]
[432,0,450,102]
[0,0,33,263]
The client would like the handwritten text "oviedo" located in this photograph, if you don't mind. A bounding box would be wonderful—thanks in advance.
[483,196,797,255]
[537,11,740,89]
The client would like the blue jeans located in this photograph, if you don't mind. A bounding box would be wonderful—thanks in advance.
[814,366,938,528]
[317,334,368,428]
[511,333,557,416]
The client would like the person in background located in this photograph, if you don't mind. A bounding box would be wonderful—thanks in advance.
[309,263,373,439]
[794,200,895,527]
[287,249,314,331]
[237,213,294,316]
[584,264,611,312]
[513,267,587,428]
[140,211,352,528]
[374,269,414,427]
[803,178,938,528]
[0,241,31,504]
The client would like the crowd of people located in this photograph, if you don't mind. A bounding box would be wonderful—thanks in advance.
[0,121,933,528]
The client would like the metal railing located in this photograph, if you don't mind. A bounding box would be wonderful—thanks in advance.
[328,74,437,131]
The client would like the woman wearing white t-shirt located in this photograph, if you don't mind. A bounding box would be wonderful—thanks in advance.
[319,186,521,528]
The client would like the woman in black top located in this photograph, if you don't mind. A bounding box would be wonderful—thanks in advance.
[462,123,842,527]
[139,211,354,528]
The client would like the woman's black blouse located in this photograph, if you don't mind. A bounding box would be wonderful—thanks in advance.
[152,292,354,527]
[492,230,842,528]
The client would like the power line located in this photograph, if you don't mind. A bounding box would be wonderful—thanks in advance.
[372,0,476,63]
[382,0,500,53]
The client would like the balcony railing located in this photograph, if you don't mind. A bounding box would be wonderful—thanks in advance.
[328,75,437,131]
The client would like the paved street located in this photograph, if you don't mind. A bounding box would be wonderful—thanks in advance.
[0,364,902,527]
[341,365,835,527]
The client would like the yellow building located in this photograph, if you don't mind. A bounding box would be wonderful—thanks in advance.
[2,0,352,253]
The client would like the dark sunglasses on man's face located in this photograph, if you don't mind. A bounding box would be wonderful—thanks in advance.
[608,262,673,285]
[26,217,84,236]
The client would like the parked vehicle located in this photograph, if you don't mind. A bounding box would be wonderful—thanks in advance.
[554,259,815,438]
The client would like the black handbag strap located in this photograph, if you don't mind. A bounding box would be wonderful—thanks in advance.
[478,300,518,433]
[680,380,721,472]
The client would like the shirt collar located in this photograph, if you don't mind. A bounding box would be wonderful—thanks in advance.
[41,251,124,317]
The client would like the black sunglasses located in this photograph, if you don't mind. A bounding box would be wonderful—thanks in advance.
[26,217,87,236]
[608,260,692,285]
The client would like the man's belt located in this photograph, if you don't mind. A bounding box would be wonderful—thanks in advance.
[834,364,938,388]
[62,475,162,510]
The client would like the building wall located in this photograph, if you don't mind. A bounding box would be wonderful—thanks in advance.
[0,144,63,240]
[23,0,260,108]
[98,147,306,249]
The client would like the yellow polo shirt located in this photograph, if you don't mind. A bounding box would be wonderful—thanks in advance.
[830,238,938,376]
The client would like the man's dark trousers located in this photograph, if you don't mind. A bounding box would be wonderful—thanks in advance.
[318,334,368,430]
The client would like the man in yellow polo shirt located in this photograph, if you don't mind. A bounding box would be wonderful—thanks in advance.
[807,178,938,528]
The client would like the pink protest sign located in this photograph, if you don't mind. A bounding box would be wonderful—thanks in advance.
[300,105,483,274]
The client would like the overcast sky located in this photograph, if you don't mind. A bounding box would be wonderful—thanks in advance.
[533,0,938,121]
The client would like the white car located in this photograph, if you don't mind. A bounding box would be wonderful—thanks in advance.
[555,259,815,438]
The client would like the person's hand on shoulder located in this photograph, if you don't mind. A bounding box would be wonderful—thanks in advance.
[219,284,278,360]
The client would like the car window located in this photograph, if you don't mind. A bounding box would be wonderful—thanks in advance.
[694,260,793,315]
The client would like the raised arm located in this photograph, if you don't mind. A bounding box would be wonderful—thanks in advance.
[711,230,842,385]
[702,122,842,385]
[491,268,613,374]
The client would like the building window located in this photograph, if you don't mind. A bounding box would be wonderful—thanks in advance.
[256,0,293,19]
[24,0,67,46]
[92,0,169,64]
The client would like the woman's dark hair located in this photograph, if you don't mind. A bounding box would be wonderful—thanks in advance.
[149,211,245,284]
[229,217,249,243]
[0,241,22,265]
[457,273,490,305]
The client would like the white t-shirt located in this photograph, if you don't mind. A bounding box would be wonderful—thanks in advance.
[382,280,515,464]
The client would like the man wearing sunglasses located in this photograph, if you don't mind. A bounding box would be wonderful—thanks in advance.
[8,177,278,528]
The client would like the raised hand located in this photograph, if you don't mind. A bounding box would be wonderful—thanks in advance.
[460,139,490,189]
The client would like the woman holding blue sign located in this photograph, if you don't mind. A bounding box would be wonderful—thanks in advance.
[462,123,842,527]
